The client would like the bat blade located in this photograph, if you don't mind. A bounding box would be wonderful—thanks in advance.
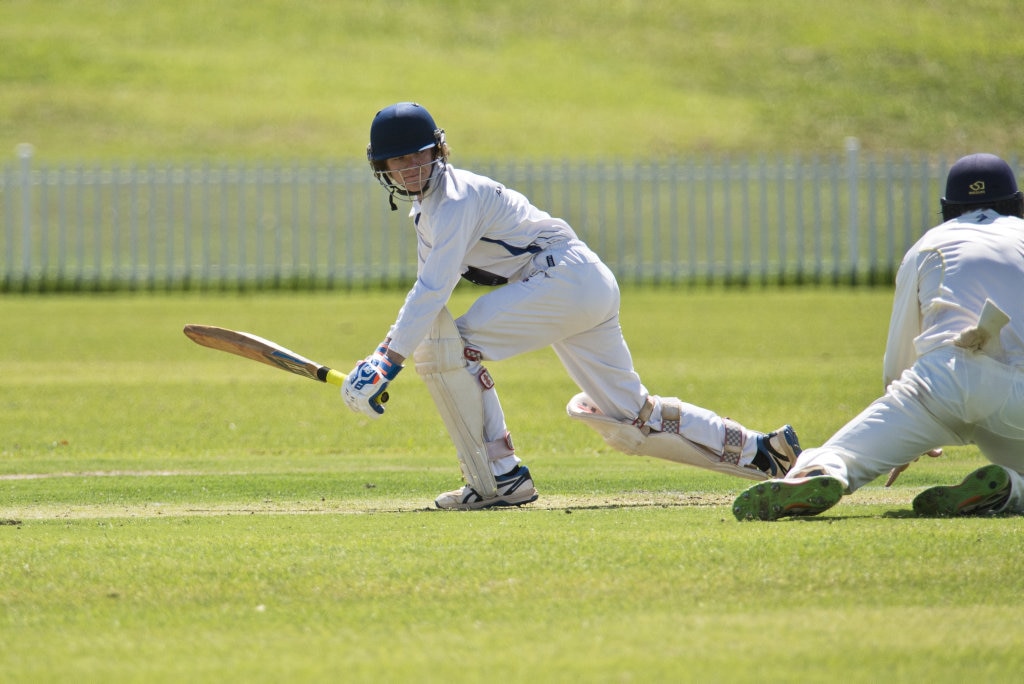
[183,324,346,387]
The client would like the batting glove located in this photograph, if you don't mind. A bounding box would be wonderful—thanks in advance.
[342,351,402,419]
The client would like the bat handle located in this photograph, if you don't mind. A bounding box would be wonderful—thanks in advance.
[322,366,389,404]
[322,368,347,387]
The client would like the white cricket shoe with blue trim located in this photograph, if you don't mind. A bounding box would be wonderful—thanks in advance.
[435,465,539,510]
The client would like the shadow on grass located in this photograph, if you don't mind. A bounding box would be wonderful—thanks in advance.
[881,509,1020,520]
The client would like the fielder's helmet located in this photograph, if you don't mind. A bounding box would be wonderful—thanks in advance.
[941,153,1024,220]
[367,102,444,162]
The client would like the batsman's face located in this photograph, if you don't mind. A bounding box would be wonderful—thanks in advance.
[385,149,435,195]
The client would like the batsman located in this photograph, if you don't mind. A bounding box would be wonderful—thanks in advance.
[342,102,800,510]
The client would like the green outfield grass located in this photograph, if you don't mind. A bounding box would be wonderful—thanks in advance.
[2,289,1022,683]
[1,1,1022,161]
[3,3,1024,679]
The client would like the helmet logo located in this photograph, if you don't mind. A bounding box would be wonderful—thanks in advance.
[968,180,986,196]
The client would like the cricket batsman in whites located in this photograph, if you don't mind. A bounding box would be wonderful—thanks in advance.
[342,102,800,510]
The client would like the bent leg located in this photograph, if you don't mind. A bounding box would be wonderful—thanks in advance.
[790,379,964,491]
[414,308,514,499]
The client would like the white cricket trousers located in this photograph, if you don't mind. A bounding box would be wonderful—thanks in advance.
[791,345,1024,513]
[454,241,728,472]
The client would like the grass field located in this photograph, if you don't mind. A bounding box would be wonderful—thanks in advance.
[2,1,1023,161]
[3,2,1024,681]
[2,288,1022,683]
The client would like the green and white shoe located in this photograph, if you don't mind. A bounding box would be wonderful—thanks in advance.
[733,475,844,521]
[912,464,1011,517]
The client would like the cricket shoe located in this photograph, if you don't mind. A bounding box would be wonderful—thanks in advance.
[912,464,1011,517]
[751,425,801,477]
[434,465,539,511]
[732,475,844,521]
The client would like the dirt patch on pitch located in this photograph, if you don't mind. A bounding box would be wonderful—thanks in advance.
[1,490,742,521]
[0,476,923,521]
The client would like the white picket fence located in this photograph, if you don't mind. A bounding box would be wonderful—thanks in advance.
[2,142,1013,291]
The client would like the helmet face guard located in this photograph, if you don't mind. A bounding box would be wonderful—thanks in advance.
[374,153,444,199]
[367,102,448,207]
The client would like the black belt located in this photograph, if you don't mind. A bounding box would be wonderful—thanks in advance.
[462,266,509,286]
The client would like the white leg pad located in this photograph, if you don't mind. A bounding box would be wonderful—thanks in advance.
[414,308,498,498]
[566,392,766,481]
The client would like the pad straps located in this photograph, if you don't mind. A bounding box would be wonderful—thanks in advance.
[635,396,744,465]
[633,396,657,435]
[721,418,744,466]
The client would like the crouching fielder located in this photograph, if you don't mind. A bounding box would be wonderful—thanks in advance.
[343,102,799,510]
[733,153,1024,521]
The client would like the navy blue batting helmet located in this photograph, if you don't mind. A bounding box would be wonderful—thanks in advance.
[367,102,443,162]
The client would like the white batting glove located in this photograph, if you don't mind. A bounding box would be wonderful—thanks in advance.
[342,351,402,419]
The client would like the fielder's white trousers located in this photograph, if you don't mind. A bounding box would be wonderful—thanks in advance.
[791,345,1024,513]
[455,241,731,472]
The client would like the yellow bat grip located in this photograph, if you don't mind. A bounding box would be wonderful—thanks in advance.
[324,368,347,387]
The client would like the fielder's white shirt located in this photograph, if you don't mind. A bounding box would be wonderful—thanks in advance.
[884,209,1024,385]
[386,165,580,358]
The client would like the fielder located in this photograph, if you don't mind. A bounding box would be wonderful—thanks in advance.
[342,102,800,510]
[733,153,1024,521]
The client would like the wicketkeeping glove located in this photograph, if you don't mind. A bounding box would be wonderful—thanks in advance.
[342,350,402,419]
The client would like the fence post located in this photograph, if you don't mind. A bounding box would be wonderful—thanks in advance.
[17,143,34,285]
[845,137,859,284]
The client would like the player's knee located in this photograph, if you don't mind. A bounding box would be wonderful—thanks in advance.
[413,336,465,376]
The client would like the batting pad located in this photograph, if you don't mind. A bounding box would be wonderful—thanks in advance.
[414,308,498,498]
[566,393,767,481]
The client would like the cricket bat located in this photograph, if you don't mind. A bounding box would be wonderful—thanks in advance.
[183,324,386,402]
